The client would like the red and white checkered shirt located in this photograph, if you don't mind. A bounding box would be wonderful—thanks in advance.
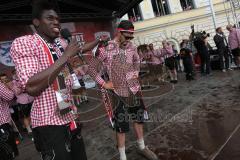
[228,28,240,50]
[146,49,163,65]
[10,34,76,128]
[10,79,34,105]
[0,82,14,125]
[88,40,141,97]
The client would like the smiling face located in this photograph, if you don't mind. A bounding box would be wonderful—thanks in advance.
[33,9,60,42]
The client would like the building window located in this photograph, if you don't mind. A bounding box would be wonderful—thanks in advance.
[180,0,195,11]
[151,0,170,17]
[127,5,143,22]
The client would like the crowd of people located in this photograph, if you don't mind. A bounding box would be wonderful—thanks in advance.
[0,1,240,160]
[0,70,36,159]
[137,24,240,83]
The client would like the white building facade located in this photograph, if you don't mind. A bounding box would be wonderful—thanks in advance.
[122,0,240,49]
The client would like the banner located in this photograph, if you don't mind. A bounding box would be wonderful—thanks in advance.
[0,41,14,67]
[94,31,111,40]
[73,33,85,47]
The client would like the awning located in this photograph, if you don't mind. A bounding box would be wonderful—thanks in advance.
[0,0,143,22]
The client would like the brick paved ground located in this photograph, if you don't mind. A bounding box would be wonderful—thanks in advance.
[15,70,240,160]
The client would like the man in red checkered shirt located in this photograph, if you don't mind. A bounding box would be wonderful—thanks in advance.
[0,75,19,159]
[10,1,100,160]
[88,20,158,160]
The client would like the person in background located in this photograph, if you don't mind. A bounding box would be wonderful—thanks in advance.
[161,41,178,83]
[226,24,240,68]
[9,71,20,124]
[0,74,19,159]
[147,43,164,81]
[11,74,34,138]
[194,34,211,75]
[137,44,150,83]
[180,48,194,80]
[214,27,232,72]
[172,44,181,72]
[180,40,190,72]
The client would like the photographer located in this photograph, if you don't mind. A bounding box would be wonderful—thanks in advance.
[192,26,211,75]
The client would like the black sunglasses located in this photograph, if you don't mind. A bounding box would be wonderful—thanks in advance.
[121,32,134,40]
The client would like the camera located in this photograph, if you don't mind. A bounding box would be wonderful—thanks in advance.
[202,31,210,38]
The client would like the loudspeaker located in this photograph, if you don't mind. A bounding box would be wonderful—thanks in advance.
[210,54,221,70]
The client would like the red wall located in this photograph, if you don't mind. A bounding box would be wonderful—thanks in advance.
[0,20,113,77]
[0,21,113,42]
[74,21,112,41]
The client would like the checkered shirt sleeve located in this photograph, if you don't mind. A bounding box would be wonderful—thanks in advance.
[88,46,107,87]
[10,35,76,128]
[0,82,14,125]
[125,46,140,78]
[10,80,23,96]
[10,36,39,90]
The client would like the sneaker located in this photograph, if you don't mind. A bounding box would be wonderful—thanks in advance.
[137,146,158,160]
[228,68,233,71]
[222,69,226,72]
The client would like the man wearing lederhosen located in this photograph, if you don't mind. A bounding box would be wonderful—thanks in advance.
[147,43,164,81]
[161,41,178,83]
[88,20,158,160]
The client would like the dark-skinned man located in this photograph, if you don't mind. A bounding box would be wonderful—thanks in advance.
[10,1,101,160]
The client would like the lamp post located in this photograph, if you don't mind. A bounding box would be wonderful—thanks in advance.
[229,0,239,27]
[209,0,217,29]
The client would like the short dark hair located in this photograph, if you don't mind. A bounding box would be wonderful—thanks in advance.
[117,20,134,30]
[216,27,222,32]
[32,0,56,19]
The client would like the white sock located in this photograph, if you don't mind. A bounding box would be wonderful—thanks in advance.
[118,147,127,160]
[169,72,174,80]
[174,74,178,80]
[137,138,145,150]
[26,126,32,133]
